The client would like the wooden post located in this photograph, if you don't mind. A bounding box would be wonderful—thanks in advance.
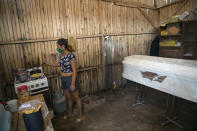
[137,8,159,32]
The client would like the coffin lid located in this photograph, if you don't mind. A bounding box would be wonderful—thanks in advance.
[122,55,197,81]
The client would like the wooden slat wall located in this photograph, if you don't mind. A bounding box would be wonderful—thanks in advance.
[157,0,181,7]
[159,0,197,24]
[0,0,158,98]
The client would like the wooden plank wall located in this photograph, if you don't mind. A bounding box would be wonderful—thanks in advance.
[157,0,181,7]
[0,0,158,99]
[159,0,197,24]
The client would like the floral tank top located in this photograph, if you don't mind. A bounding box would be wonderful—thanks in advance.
[59,52,76,73]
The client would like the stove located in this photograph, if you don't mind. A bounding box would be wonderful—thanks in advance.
[14,67,49,95]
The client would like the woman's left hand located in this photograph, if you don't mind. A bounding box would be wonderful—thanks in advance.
[70,84,75,92]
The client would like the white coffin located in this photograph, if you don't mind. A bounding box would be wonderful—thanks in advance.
[122,55,197,103]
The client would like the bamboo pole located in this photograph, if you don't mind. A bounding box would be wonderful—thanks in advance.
[137,8,158,32]
[101,0,156,10]
[46,65,104,78]
[157,0,185,9]
[0,32,156,45]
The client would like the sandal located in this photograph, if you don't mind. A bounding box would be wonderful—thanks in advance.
[76,117,82,123]
[63,114,73,119]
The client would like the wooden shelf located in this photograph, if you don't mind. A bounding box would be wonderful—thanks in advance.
[184,43,196,46]
[160,46,181,49]
[184,40,196,43]
[184,31,195,33]
[182,19,197,23]
[165,21,181,25]
[161,35,182,37]
[183,56,194,60]
[160,20,197,60]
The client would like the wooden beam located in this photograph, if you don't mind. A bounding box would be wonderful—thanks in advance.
[171,0,189,16]
[157,0,185,9]
[46,62,125,78]
[114,1,155,9]
[105,32,156,36]
[0,34,102,45]
[0,32,156,45]
[46,65,104,78]
[137,8,159,32]
[153,0,157,8]
[101,0,186,10]
[101,0,156,10]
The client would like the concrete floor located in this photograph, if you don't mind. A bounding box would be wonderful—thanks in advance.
[52,83,197,131]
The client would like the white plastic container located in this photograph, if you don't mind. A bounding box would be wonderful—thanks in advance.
[179,11,189,20]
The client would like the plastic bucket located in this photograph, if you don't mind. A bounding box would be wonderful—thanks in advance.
[52,92,67,116]
[22,109,44,131]
[6,99,18,112]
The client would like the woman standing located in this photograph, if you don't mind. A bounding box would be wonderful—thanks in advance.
[46,38,82,122]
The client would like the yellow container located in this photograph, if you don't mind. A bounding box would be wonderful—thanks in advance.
[160,40,177,47]
[161,30,168,36]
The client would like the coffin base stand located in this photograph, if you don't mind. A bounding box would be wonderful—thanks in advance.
[162,115,182,128]
[161,95,183,128]
[129,81,183,128]
[132,82,148,107]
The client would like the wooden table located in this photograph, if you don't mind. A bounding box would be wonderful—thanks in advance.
[11,94,54,131]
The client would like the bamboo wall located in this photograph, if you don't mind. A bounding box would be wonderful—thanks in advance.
[0,0,158,99]
[157,0,180,7]
[159,0,197,24]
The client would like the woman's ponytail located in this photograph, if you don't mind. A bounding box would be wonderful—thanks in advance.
[68,45,74,52]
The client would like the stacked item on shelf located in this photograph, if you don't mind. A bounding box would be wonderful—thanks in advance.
[159,19,197,60]
[161,23,181,36]
[179,9,197,21]
[160,40,181,47]
[161,8,197,26]
[159,22,183,59]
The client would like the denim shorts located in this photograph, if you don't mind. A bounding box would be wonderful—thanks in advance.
[61,76,79,94]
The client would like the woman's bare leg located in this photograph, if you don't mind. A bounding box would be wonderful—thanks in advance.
[72,91,82,120]
[64,90,73,116]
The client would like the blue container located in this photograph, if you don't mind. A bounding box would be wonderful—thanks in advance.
[52,92,67,116]
[23,109,44,131]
